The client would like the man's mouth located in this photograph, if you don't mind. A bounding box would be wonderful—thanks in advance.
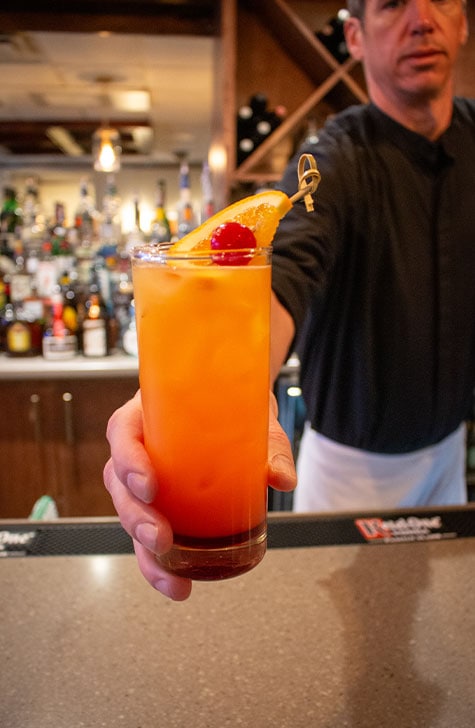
[401,47,444,64]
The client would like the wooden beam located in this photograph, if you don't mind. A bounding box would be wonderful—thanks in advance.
[0,1,219,35]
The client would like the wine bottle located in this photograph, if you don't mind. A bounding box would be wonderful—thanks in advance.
[316,12,350,64]
[236,93,286,166]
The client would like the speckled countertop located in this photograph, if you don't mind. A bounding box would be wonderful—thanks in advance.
[2,535,475,728]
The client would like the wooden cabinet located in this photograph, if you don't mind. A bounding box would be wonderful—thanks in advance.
[217,0,368,196]
[0,375,138,518]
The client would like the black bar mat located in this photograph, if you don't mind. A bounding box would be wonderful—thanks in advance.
[1,508,475,557]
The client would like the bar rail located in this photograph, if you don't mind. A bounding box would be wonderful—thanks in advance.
[2,505,475,557]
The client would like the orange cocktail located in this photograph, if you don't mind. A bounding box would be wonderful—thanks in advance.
[132,244,271,580]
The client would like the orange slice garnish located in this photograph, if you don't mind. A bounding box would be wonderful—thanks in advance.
[169,189,292,253]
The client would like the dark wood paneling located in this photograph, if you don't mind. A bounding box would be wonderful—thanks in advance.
[0,1,219,35]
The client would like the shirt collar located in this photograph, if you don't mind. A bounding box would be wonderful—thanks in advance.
[367,102,454,171]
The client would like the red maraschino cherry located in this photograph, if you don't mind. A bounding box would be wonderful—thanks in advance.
[210,221,257,265]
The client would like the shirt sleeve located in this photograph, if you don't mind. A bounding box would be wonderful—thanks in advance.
[272,132,352,337]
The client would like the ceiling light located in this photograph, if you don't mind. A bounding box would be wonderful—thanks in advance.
[111,90,150,113]
[92,75,122,172]
[93,126,121,173]
[46,126,84,156]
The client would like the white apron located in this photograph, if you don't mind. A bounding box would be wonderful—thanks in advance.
[293,422,467,512]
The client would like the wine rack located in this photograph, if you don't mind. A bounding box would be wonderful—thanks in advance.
[218,0,368,193]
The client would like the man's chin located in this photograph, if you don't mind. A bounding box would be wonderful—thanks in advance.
[399,73,450,102]
[399,61,451,94]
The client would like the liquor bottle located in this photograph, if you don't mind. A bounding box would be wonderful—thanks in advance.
[9,254,33,305]
[133,194,141,232]
[100,242,122,308]
[0,233,13,261]
[150,179,171,244]
[4,298,43,358]
[42,293,78,360]
[111,252,134,345]
[81,279,110,357]
[25,245,40,283]
[21,178,45,250]
[49,202,71,256]
[0,274,12,352]
[122,300,138,357]
[18,263,45,357]
[177,161,196,239]
[35,240,58,300]
[59,267,79,338]
[5,307,32,357]
[52,200,67,234]
[74,177,97,247]
[1,186,22,235]
[125,193,146,253]
[200,162,215,223]
[100,174,122,250]
[74,178,98,286]
[1,187,22,258]
[0,273,7,312]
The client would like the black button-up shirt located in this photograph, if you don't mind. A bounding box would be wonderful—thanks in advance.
[272,100,475,453]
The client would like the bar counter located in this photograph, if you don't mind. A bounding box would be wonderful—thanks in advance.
[2,509,475,727]
[0,351,139,380]
[0,351,299,380]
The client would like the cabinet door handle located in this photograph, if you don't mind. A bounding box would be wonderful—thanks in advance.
[29,393,42,443]
[62,392,75,446]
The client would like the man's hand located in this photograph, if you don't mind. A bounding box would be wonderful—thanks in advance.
[103,389,297,600]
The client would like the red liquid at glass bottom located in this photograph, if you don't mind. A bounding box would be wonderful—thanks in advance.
[156,521,267,580]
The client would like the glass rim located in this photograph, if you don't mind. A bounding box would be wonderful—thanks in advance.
[131,242,272,262]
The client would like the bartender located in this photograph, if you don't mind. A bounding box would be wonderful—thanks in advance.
[103,0,474,599]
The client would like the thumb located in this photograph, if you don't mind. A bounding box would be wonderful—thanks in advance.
[268,393,298,492]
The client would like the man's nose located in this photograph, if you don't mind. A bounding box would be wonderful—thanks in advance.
[408,0,436,35]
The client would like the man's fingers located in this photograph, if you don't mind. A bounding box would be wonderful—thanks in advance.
[133,541,192,601]
[103,458,172,554]
[106,392,158,503]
